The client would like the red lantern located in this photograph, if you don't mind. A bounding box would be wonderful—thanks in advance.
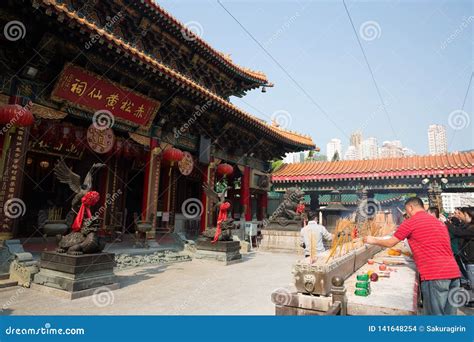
[217,163,233,177]
[0,104,34,127]
[163,147,184,175]
[163,147,184,164]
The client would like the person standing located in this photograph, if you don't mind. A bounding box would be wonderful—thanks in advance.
[300,213,333,259]
[448,207,474,291]
[364,197,461,315]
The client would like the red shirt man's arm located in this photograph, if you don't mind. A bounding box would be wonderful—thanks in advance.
[393,219,412,241]
[365,220,411,247]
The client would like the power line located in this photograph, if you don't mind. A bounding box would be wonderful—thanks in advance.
[461,72,473,111]
[216,0,348,138]
[448,71,473,150]
[342,0,398,139]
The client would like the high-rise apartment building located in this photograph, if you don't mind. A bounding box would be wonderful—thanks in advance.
[326,138,342,161]
[428,124,448,155]
[360,137,378,159]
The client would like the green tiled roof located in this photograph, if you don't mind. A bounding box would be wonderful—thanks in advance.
[319,193,402,205]
[269,191,310,202]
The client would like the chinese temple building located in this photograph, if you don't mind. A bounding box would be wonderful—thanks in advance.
[272,151,474,218]
[0,0,315,243]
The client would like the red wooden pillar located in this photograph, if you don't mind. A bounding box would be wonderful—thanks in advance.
[142,138,159,221]
[200,163,210,233]
[142,138,161,241]
[258,192,268,221]
[240,166,251,221]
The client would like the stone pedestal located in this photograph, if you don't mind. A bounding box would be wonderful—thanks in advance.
[260,227,303,254]
[33,252,118,299]
[2,239,39,287]
[195,240,242,265]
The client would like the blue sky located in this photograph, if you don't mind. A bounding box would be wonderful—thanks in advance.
[159,0,473,155]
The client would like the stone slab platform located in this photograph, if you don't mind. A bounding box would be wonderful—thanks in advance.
[33,252,117,293]
[41,260,115,274]
[31,282,120,300]
[40,252,115,267]
[195,240,240,252]
[259,229,304,254]
[34,270,116,292]
[195,241,242,265]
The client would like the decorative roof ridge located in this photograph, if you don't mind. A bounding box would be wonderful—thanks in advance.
[38,0,314,149]
[268,124,313,143]
[140,0,269,84]
[279,151,474,166]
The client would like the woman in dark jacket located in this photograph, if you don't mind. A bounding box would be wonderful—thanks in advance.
[448,207,474,301]
[449,207,474,264]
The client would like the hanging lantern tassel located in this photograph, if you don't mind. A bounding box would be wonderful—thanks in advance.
[162,147,184,176]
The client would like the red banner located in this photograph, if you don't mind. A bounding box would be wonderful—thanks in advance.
[52,64,160,128]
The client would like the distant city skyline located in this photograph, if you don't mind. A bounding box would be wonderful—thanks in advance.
[324,128,416,160]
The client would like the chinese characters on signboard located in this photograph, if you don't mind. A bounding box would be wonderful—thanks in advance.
[0,127,28,234]
[51,64,160,128]
[87,125,115,154]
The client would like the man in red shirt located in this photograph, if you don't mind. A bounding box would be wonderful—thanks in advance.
[364,197,461,315]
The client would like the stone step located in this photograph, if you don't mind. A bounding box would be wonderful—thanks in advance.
[0,279,18,288]
[0,273,10,280]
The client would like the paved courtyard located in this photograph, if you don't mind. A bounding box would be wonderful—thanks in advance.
[0,251,296,315]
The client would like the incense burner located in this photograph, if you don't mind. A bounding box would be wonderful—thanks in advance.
[292,245,382,296]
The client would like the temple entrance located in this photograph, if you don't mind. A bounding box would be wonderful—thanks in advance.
[18,149,105,238]
[124,168,144,234]
[174,174,201,239]
[19,152,72,238]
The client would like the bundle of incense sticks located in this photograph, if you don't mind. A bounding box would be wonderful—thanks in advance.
[326,219,354,263]
[325,218,395,264]
[47,207,62,221]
